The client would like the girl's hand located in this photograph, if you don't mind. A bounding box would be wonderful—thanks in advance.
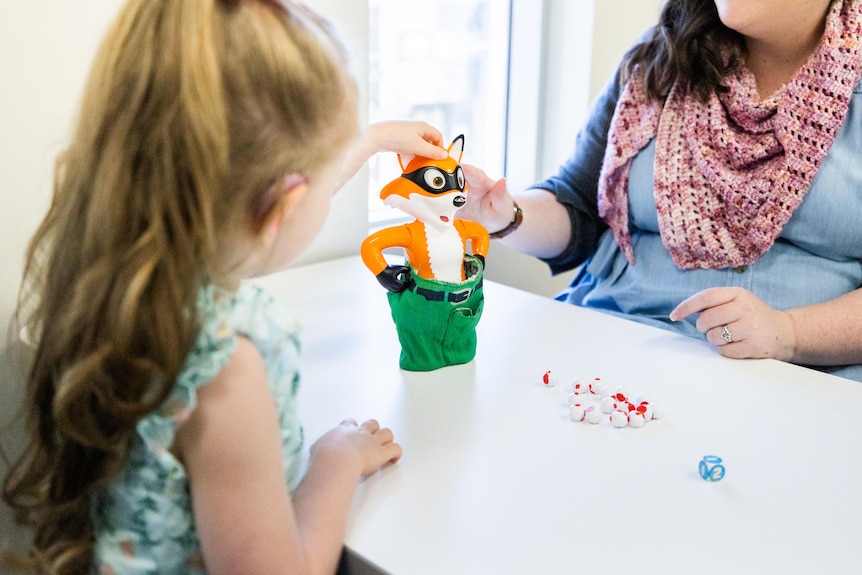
[670,287,796,361]
[309,418,402,479]
[337,121,447,191]
[459,163,514,232]
[365,120,448,159]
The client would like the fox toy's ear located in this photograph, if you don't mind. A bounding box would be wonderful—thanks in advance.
[397,153,414,173]
[447,134,465,163]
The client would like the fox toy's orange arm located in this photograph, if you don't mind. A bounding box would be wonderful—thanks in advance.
[361,225,414,276]
[456,219,490,259]
[360,224,418,292]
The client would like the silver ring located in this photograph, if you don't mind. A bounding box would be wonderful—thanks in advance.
[720,325,733,344]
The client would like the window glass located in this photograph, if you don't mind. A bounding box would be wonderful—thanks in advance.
[368,0,511,226]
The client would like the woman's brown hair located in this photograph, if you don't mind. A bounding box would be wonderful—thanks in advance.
[620,0,746,102]
[2,0,356,572]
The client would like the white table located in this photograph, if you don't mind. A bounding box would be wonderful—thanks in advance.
[255,256,862,575]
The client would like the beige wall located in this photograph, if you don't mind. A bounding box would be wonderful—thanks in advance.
[590,0,663,100]
[0,1,124,344]
[1,2,125,546]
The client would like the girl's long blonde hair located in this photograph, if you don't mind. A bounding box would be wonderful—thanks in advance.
[2,0,357,572]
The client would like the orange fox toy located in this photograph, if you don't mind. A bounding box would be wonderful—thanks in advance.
[361,134,489,292]
[360,134,488,371]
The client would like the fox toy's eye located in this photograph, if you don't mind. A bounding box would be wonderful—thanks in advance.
[423,168,447,190]
[400,166,464,194]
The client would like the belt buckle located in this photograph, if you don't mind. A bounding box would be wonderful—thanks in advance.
[448,287,472,304]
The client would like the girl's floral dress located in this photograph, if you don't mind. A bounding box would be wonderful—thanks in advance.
[91,284,303,574]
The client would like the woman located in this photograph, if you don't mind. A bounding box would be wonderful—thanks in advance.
[461,0,862,381]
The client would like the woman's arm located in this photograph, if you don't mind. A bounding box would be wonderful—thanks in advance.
[785,288,862,366]
[671,286,862,366]
[459,65,623,272]
[457,170,573,260]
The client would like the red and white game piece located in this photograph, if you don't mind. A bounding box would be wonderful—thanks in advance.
[610,410,628,428]
[542,370,558,387]
[569,404,586,422]
[637,403,653,422]
[584,405,602,424]
[571,378,586,394]
[590,377,607,396]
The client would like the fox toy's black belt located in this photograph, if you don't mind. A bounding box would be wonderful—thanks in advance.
[406,278,483,304]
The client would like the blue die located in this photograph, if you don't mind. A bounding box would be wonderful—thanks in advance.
[699,455,725,482]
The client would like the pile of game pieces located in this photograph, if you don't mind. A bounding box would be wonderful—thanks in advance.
[542,370,665,428]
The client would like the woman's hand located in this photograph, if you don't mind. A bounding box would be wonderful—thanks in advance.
[670,287,796,361]
[459,163,515,233]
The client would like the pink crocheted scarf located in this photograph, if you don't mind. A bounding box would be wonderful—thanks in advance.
[597,0,862,270]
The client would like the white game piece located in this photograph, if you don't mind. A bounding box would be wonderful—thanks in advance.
[590,378,607,396]
[569,404,586,422]
[600,396,617,414]
[628,412,645,428]
[567,394,581,405]
[610,410,628,428]
[652,403,666,420]
[584,405,602,424]
[571,378,585,394]
[542,370,558,387]
[641,405,653,422]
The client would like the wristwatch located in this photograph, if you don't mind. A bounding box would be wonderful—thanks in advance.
[488,201,523,239]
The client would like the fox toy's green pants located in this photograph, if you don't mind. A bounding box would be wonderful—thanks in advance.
[386,256,484,371]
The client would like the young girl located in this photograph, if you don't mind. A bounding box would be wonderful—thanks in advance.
[2,1,446,573]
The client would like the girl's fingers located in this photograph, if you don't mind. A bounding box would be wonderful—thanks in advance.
[360,419,380,433]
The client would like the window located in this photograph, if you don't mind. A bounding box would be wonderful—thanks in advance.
[367,0,512,227]
[362,0,596,295]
